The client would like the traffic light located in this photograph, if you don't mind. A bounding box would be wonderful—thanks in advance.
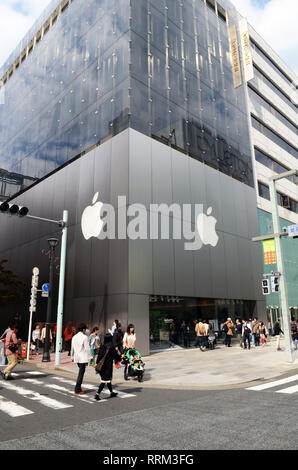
[271,276,279,293]
[30,267,39,313]
[0,201,29,217]
[262,279,270,295]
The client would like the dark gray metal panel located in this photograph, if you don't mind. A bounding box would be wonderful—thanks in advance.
[204,167,224,233]
[173,235,195,297]
[90,237,110,297]
[128,294,150,356]
[222,232,241,299]
[77,148,95,221]
[93,139,112,205]
[128,238,153,294]
[110,131,129,208]
[209,227,228,299]
[189,157,207,208]
[193,242,213,298]
[65,158,81,227]
[151,139,173,208]
[152,237,175,295]
[73,223,92,299]
[219,173,237,236]
[171,148,191,222]
[129,130,152,208]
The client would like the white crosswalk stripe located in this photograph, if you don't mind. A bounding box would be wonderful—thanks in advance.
[51,376,136,398]
[0,380,73,410]
[246,374,298,394]
[0,371,137,418]
[0,395,33,417]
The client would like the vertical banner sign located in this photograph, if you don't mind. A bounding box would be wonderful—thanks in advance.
[228,24,242,88]
[263,239,277,265]
[239,18,254,82]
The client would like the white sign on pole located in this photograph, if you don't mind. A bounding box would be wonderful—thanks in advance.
[288,225,298,238]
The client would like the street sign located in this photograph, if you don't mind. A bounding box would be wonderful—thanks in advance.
[288,225,298,238]
[270,276,279,293]
[42,283,50,297]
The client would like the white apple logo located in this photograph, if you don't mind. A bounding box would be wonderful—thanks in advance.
[81,192,104,240]
[197,207,219,247]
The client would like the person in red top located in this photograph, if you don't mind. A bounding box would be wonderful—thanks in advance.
[0,324,20,380]
[64,322,75,356]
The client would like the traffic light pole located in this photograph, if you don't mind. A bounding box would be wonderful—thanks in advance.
[55,210,68,366]
[268,175,293,363]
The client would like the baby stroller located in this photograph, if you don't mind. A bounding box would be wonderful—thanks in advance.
[121,348,145,382]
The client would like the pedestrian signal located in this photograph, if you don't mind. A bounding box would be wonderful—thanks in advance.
[271,276,279,293]
[262,279,270,295]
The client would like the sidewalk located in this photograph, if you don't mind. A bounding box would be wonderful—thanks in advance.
[26,338,298,390]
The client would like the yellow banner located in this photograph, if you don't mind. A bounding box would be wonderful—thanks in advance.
[229,25,242,88]
[263,239,276,265]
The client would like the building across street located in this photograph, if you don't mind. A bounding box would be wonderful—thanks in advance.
[0,0,297,355]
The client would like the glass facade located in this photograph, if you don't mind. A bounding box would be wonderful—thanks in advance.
[0,0,254,201]
[150,296,255,350]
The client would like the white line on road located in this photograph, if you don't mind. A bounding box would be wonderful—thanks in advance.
[0,381,73,410]
[51,376,136,398]
[23,378,107,403]
[276,385,298,394]
[0,395,34,417]
[246,374,298,391]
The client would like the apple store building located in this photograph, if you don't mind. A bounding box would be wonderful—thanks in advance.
[0,0,264,355]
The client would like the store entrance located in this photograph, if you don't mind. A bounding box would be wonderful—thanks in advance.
[149,296,256,352]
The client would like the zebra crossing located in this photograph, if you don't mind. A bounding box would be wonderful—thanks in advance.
[246,374,298,394]
[0,370,136,419]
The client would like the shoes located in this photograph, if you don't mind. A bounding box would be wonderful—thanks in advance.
[94,393,101,401]
[0,371,5,379]
[115,363,121,369]
[74,391,85,395]
[110,392,118,398]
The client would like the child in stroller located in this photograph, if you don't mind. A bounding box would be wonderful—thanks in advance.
[122,348,145,382]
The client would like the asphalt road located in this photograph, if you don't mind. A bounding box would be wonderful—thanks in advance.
[0,365,297,450]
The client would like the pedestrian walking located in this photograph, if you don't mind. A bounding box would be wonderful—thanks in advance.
[235,319,243,348]
[94,333,119,401]
[290,317,298,350]
[64,322,75,356]
[40,323,52,352]
[223,318,234,347]
[195,319,206,351]
[259,322,267,346]
[108,320,119,336]
[0,324,11,340]
[252,318,260,347]
[246,318,253,346]
[71,323,92,395]
[32,324,41,356]
[88,327,100,366]
[0,324,21,380]
[181,321,191,348]
[273,322,283,351]
[123,324,136,379]
[112,323,124,367]
[242,324,251,349]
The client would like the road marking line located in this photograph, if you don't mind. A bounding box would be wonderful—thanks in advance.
[11,371,45,377]
[0,395,34,417]
[23,378,107,403]
[276,385,298,394]
[246,374,298,391]
[0,381,73,410]
[51,376,136,398]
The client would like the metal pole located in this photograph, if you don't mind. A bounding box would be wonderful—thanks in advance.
[55,210,68,366]
[42,246,55,362]
[26,309,33,361]
[269,179,294,363]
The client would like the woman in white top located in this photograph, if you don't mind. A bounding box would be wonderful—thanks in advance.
[123,324,136,381]
[123,324,136,350]
[32,324,41,355]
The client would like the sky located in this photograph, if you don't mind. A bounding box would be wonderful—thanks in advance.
[0,0,297,77]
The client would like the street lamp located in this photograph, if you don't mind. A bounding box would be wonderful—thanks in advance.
[42,238,59,362]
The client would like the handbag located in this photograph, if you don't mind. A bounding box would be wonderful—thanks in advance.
[8,344,18,353]
[95,347,110,373]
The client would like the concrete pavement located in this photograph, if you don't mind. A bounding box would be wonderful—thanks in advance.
[25,337,298,390]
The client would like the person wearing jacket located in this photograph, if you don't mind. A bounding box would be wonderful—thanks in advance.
[273,322,283,351]
[94,333,119,401]
[71,323,92,395]
[0,324,20,380]
[242,324,251,350]
[223,318,234,347]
